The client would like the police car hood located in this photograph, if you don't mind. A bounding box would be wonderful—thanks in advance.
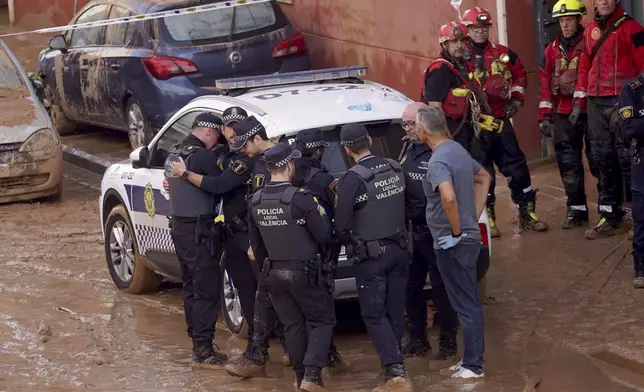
[235,82,413,137]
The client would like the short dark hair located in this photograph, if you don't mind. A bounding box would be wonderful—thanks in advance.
[345,139,370,154]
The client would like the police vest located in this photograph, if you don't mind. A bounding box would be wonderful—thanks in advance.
[552,37,583,97]
[349,159,406,241]
[421,58,471,119]
[165,144,216,218]
[251,187,319,261]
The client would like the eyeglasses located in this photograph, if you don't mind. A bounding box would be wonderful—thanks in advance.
[470,25,490,33]
[401,121,415,130]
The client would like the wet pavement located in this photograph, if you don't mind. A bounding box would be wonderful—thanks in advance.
[0,160,642,391]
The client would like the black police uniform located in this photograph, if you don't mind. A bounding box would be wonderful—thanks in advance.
[334,124,410,380]
[164,113,228,364]
[399,140,459,359]
[249,143,336,389]
[617,75,644,287]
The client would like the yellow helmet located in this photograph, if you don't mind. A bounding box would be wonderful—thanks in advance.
[552,0,587,18]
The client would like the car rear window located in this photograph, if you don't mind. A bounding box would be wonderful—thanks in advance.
[159,2,287,46]
[281,120,406,179]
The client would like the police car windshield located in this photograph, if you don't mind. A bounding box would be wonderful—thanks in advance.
[283,120,405,179]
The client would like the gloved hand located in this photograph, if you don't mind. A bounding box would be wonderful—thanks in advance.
[504,100,521,119]
[437,232,467,250]
[569,106,582,125]
[539,121,553,137]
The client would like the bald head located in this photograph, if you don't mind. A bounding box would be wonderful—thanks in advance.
[402,102,429,122]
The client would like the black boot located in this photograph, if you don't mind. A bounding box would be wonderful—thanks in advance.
[518,191,548,232]
[561,207,589,229]
[585,216,622,240]
[434,332,457,361]
[374,363,413,392]
[402,334,431,357]
[633,258,644,289]
[224,343,266,378]
[300,366,326,392]
[325,345,349,375]
[192,341,228,369]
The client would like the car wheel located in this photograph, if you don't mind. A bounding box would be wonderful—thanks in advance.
[126,98,154,150]
[220,252,248,336]
[50,104,76,136]
[104,204,162,293]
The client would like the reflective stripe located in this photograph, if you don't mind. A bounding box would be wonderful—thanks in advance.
[523,186,533,193]
[573,91,587,98]
[599,205,613,213]
[539,101,553,109]
[510,86,525,94]
[570,205,587,211]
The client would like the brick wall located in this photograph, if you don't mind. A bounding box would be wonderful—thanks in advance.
[13,0,89,29]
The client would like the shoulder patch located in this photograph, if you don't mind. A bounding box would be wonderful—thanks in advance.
[232,160,248,175]
[254,174,265,190]
[619,106,634,120]
[629,79,643,89]
[399,154,408,165]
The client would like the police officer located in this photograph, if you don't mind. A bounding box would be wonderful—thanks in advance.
[164,113,229,368]
[539,0,591,228]
[399,102,459,361]
[462,7,548,236]
[249,142,336,392]
[617,75,644,288]
[166,107,260,343]
[292,128,349,373]
[335,124,412,391]
[225,116,290,378]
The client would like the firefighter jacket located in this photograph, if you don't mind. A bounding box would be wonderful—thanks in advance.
[421,55,473,120]
[573,5,644,105]
[538,29,585,122]
[465,40,528,119]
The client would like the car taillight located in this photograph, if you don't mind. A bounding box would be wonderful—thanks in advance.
[479,223,489,246]
[272,31,307,59]
[143,55,199,80]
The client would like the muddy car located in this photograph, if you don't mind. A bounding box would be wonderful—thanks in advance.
[98,67,493,336]
[0,40,63,204]
[37,0,311,150]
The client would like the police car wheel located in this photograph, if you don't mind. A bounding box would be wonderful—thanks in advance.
[219,253,248,336]
[104,205,162,294]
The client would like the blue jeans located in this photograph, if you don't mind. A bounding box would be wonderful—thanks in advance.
[435,243,485,374]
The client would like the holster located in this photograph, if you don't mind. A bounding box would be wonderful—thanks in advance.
[304,255,321,287]
[262,258,272,278]
[366,240,384,259]
[347,236,368,264]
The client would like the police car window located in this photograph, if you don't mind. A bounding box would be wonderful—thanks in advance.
[70,5,109,47]
[150,110,205,168]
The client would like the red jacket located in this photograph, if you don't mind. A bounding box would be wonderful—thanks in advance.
[574,6,644,104]
[465,40,527,118]
[420,56,473,119]
[538,31,585,122]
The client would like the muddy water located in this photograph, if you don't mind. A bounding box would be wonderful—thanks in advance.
[0,162,641,391]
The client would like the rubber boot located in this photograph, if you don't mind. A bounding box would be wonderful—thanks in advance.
[294,369,305,391]
[224,344,266,378]
[402,334,431,357]
[561,208,589,229]
[192,341,228,369]
[585,216,623,240]
[325,345,349,375]
[373,363,413,392]
[300,366,326,392]
[434,332,457,361]
[518,193,548,232]
[633,258,644,289]
[487,206,501,238]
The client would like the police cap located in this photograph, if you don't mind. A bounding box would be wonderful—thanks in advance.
[192,112,223,130]
[231,116,265,151]
[264,142,302,169]
[222,106,248,125]
[340,123,369,147]
[296,128,330,153]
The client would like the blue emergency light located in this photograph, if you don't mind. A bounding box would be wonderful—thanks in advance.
[214,66,368,90]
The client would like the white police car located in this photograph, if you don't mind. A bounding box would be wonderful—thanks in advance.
[99,66,492,336]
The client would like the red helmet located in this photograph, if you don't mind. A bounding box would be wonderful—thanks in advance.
[439,21,468,44]
[462,7,493,26]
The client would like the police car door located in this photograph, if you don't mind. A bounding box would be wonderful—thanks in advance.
[127,110,206,279]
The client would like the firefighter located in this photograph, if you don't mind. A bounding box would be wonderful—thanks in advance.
[618,73,644,288]
[572,0,644,240]
[539,0,592,228]
[462,7,548,237]
[421,20,479,152]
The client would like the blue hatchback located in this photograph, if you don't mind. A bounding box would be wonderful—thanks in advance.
[37,0,311,149]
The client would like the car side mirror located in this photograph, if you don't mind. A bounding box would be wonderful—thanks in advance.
[48,35,68,54]
[131,146,149,169]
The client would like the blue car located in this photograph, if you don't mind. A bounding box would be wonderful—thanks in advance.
[37,0,311,149]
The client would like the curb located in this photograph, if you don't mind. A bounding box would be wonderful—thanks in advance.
[62,144,113,175]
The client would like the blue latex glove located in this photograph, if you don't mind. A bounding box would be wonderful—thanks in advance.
[437,232,467,250]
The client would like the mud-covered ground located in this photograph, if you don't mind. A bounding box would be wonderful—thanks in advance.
[1,161,644,392]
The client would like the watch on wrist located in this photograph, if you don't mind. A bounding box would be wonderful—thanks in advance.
[181,170,190,179]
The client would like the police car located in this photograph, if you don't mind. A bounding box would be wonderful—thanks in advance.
[99,66,492,336]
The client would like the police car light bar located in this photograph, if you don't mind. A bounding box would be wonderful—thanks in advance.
[215,66,368,90]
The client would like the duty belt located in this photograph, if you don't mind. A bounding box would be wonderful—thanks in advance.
[229,215,248,232]
[412,223,430,234]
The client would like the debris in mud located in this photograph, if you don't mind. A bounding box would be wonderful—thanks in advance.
[37,320,51,343]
